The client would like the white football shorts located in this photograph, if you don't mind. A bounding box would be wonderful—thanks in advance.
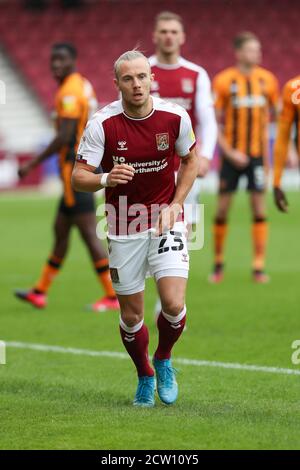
[108,221,189,295]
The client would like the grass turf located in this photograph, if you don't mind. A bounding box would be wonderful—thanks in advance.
[0,191,299,450]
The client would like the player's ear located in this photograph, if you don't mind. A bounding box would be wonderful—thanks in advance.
[113,78,120,91]
[180,31,186,47]
[150,73,155,82]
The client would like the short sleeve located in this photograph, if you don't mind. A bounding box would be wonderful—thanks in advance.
[175,111,196,157]
[57,94,82,119]
[76,117,105,167]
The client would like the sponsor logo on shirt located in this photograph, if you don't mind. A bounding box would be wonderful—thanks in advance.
[156,133,169,151]
[117,140,128,151]
[189,129,196,143]
[232,94,267,108]
[182,78,194,93]
[112,156,169,173]
[113,155,126,165]
[62,95,77,111]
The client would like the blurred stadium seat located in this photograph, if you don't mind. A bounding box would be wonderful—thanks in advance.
[0,0,299,110]
[0,0,299,189]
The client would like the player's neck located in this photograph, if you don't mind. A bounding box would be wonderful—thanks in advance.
[156,51,180,65]
[237,63,256,76]
[122,96,153,119]
[58,69,76,84]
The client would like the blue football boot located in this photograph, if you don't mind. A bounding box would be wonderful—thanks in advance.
[153,358,178,405]
[133,375,156,407]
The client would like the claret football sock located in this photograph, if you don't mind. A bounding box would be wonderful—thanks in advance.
[252,218,268,271]
[119,317,154,377]
[154,307,186,360]
[34,254,63,294]
[94,258,116,299]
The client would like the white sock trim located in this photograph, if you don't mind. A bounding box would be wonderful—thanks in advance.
[161,305,186,324]
[119,316,144,334]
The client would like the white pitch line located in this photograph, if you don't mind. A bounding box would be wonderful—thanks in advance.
[5,341,300,377]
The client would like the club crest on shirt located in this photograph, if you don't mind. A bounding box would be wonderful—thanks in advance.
[182,78,194,93]
[156,133,169,151]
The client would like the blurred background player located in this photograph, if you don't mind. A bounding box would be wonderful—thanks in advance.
[149,11,217,231]
[14,43,119,312]
[149,11,217,316]
[210,32,279,284]
[273,75,300,212]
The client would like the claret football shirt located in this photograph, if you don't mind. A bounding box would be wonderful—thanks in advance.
[149,55,217,164]
[77,96,196,235]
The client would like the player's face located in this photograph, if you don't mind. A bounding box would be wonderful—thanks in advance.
[236,40,262,67]
[153,20,185,55]
[115,58,154,108]
[51,49,75,81]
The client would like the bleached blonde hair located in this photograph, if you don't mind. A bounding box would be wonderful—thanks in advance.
[114,50,150,79]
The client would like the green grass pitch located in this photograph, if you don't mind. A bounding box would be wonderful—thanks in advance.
[0,191,299,450]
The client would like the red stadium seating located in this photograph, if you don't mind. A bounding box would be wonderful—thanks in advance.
[0,0,299,110]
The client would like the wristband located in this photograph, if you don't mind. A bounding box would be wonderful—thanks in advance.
[100,173,109,187]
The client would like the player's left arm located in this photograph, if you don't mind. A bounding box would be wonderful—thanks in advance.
[268,74,280,122]
[18,118,78,178]
[273,81,296,212]
[155,112,198,235]
[194,69,218,177]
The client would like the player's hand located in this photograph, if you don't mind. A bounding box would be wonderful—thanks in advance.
[18,161,34,179]
[155,203,182,236]
[107,164,135,187]
[227,149,249,170]
[273,187,288,212]
[198,156,210,177]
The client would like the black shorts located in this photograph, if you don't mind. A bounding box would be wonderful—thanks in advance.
[219,156,266,193]
[58,191,95,216]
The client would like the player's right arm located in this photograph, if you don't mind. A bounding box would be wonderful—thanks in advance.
[213,73,249,170]
[71,117,134,192]
[273,81,296,212]
[72,161,134,192]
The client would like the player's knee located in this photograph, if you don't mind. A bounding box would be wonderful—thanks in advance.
[161,299,184,317]
[121,310,143,328]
